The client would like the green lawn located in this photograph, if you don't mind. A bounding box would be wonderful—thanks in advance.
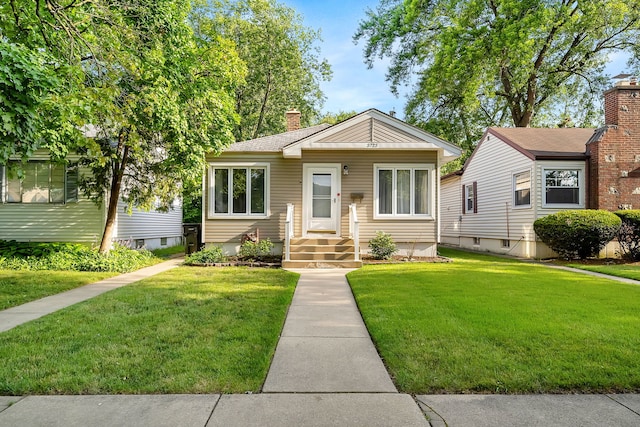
[565,262,640,281]
[0,270,117,310]
[348,248,640,394]
[151,245,185,259]
[0,267,298,395]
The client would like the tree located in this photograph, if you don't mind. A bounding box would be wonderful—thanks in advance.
[355,0,640,148]
[317,110,358,125]
[1,0,244,252]
[195,0,332,141]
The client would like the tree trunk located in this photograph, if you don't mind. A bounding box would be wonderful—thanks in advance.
[253,69,272,139]
[98,144,129,253]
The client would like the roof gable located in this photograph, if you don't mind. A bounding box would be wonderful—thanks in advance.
[282,109,461,161]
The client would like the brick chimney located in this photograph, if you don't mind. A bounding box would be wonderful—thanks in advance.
[604,78,640,127]
[285,109,301,132]
[588,78,640,210]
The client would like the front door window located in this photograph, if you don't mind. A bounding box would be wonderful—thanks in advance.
[312,173,332,218]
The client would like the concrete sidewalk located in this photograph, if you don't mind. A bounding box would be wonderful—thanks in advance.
[0,258,183,333]
[1,267,640,426]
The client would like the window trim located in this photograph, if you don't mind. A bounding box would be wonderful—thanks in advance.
[513,170,532,209]
[373,163,435,220]
[2,161,79,204]
[207,162,270,219]
[462,181,478,214]
[542,167,584,209]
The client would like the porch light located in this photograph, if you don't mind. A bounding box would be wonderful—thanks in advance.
[343,165,349,175]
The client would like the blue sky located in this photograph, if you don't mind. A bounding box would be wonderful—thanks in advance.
[281,0,631,120]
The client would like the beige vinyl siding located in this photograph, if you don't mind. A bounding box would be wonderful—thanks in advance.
[301,150,438,243]
[458,135,536,242]
[317,118,424,144]
[440,174,462,243]
[204,150,440,245]
[204,153,301,243]
[115,200,182,241]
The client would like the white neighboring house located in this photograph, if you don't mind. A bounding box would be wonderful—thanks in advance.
[0,150,183,250]
[440,77,640,258]
[440,128,595,258]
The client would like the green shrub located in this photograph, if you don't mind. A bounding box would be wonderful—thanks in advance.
[238,239,274,261]
[0,242,155,272]
[184,246,226,264]
[614,210,640,260]
[368,231,398,260]
[533,210,621,259]
[0,240,86,258]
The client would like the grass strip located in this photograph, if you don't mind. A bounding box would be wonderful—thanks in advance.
[565,262,640,281]
[0,267,298,395]
[0,270,116,310]
[348,248,640,394]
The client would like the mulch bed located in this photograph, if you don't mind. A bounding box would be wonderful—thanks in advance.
[362,255,453,264]
[185,256,282,268]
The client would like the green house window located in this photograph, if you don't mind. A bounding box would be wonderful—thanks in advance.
[2,161,78,204]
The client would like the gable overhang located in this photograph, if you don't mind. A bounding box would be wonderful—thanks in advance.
[282,109,461,162]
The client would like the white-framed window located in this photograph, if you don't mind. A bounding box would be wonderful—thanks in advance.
[543,168,581,207]
[463,182,477,214]
[2,161,78,204]
[373,164,434,219]
[513,170,531,207]
[208,163,269,218]
[502,239,510,248]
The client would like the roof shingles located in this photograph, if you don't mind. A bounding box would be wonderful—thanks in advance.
[488,127,596,159]
[225,124,332,152]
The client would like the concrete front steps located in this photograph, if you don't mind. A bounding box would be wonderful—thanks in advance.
[282,238,363,268]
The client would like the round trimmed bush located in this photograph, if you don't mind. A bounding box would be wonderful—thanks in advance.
[368,231,398,260]
[533,210,621,259]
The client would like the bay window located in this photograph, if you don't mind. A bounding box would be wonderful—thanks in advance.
[374,164,433,218]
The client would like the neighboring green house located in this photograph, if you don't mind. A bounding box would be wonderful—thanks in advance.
[0,150,182,250]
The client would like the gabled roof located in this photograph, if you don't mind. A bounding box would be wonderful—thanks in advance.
[486,127,596,160]
[223,109,461,162]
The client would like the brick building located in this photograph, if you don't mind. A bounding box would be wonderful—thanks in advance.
[587,79,640,210]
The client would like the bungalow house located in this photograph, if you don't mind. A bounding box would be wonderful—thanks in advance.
[203,109,461,267]
[441,79,640,258]
[0,150,183,250]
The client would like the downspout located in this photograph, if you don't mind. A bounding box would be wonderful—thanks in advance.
[505,202,510,240]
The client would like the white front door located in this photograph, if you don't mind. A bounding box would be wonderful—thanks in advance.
[303,164,341,235]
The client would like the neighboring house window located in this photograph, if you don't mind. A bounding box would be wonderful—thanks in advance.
[462,182,478,214]
[374,164,433,218]
[3,161,78,204]
[209,164,268,217]
[514,171,531,207]
[544,169,580,205]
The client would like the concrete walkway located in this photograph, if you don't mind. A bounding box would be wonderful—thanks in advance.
[1,266,640,426]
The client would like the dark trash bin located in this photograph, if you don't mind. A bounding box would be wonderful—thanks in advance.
[183,223,202,255]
